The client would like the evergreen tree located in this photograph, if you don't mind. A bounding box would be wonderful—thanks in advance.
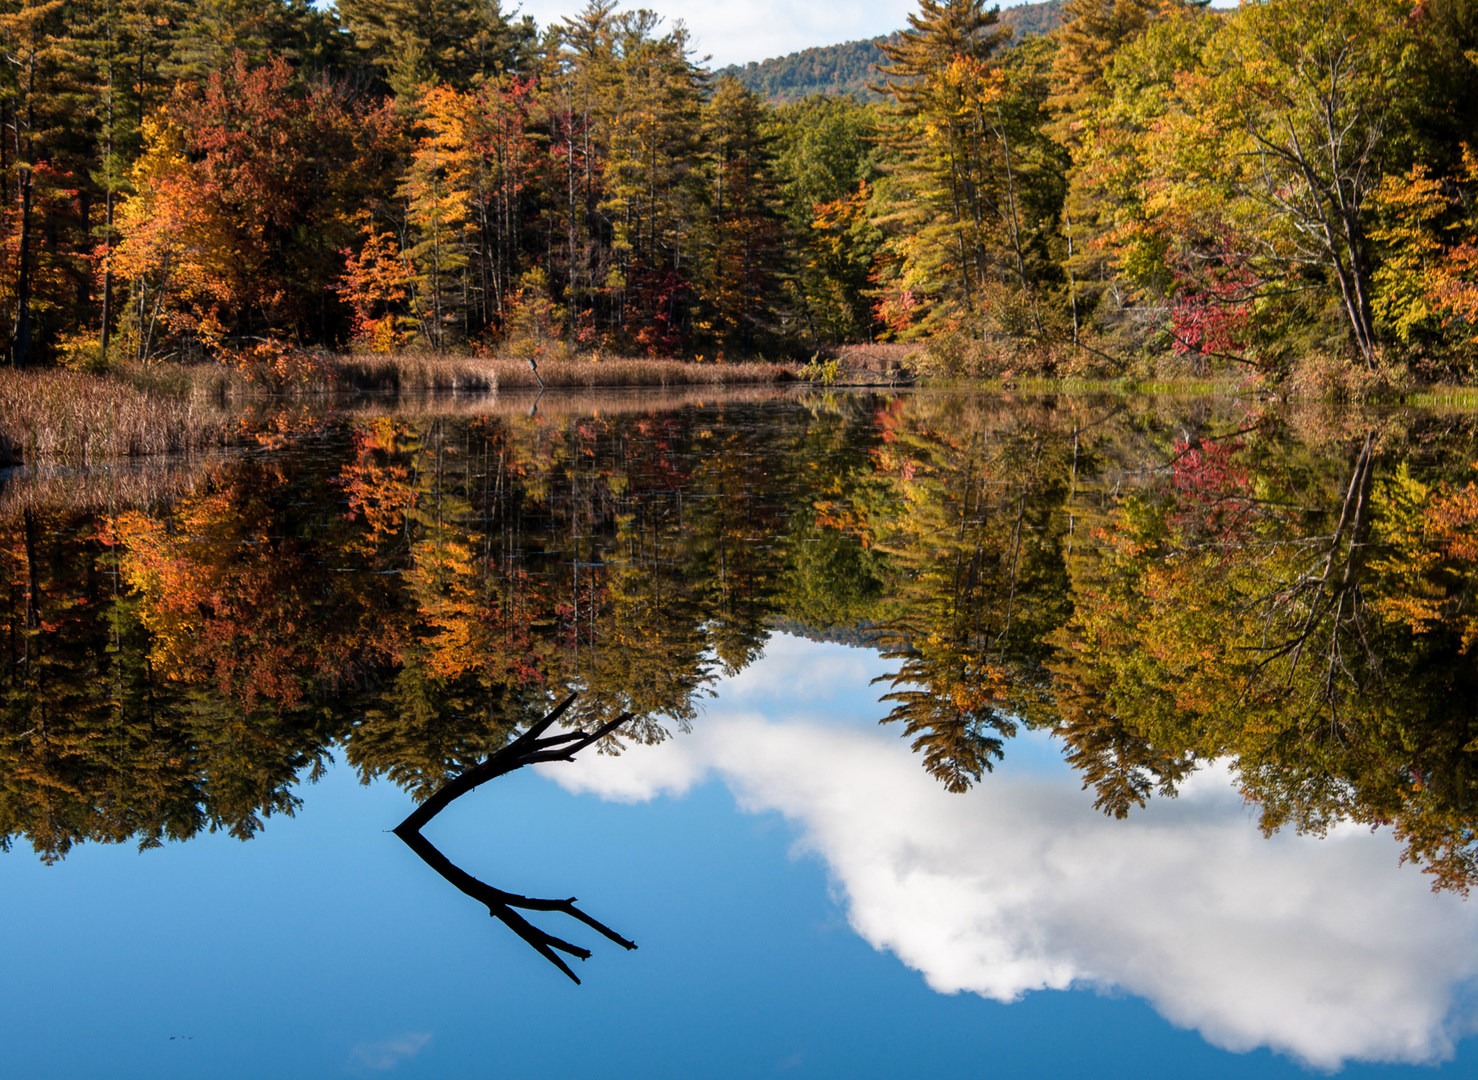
[874,0,1064,344]
[696,78,788,353]
[337,0,527,91]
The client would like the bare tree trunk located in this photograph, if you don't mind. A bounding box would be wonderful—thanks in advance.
[13,165,34,366]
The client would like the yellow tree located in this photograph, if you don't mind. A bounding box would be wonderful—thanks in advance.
[1047,0,1195,344]
[1150,0,1426,368]
[400,85,476,351]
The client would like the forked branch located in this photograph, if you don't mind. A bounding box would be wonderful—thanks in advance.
[393,693,637,983]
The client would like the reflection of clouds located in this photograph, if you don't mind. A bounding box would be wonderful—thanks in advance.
[348,1032,432,1072]
[718,639,881,709]
[545,638,1478,1069]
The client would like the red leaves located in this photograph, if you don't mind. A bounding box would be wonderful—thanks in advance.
[1169,436,1257,543]
[874,283,920,338]
[114,52,392,357]
[1170,265,1256,361]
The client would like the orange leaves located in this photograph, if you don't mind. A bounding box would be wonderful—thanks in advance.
[1430,479,1478,562]
[337,419,417,550]
[811,180,874,266]
[405,85,476,236]
[1372,162,1465,345]
[113,54,386,360]
[335,220,414,352]
[1423,477,1478,653]
[405,530,483,682]
[108,471,343,710]
[1428,230,1478,348]
[108,503,221,680]
[224,341,332,390]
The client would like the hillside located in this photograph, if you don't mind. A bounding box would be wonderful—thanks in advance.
[719,0,1068,103]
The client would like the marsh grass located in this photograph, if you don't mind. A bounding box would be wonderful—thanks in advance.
[0,368,230,466]
[132,350,798,395]
[330,353,500,393]
[1400,385,1478,410]
[0,349,799,465]
[331,352,796,392]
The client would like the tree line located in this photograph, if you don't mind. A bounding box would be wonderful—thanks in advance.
[2,0,1477,380]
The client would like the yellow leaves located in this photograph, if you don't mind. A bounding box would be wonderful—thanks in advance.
[113,119,267,359]
[1365,148,1478,347]
[127,116,189,191]
[941,53,1005,102]
[917,55,1008,149]
[1365,464,1478,653]
[1368,466,1444,635]
[406,531,483,682]
[1371,165,1449,342]
[1372,167,1447,234]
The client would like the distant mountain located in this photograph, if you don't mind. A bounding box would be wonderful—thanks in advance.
[719,0,1068,104]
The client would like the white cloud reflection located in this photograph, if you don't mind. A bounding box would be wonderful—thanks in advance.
[348,1032,433,1072]
[542,636,1478,1070]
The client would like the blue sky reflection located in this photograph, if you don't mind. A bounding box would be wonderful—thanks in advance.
[546,635,1478,1070]
[5,635,1478,1078]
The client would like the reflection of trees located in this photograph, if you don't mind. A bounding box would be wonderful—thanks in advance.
[2,515,280,859]
[0,403,847,855]
[776,395,891,639]
[6,398,1478,896]
[1049,421,1478,890]
[858,398,1072,791]
[1246,433,1378,718]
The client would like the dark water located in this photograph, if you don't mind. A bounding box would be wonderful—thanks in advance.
[4,390,1478,1077]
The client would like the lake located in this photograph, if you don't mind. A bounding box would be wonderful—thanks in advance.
[4,389,1478,1078]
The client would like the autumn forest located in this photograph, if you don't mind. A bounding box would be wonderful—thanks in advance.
[0,0,1476,385]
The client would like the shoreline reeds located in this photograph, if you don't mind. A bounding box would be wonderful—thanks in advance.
[0,368,231,467]
[8,351,1478,473]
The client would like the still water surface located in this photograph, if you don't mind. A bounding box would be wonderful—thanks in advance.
[4,390,1478,1077]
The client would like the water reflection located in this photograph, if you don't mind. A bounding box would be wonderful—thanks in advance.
[2,392,1477,889]
[551,635,1478,1069]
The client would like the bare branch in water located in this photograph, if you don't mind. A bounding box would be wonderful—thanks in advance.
[393,694,637,983]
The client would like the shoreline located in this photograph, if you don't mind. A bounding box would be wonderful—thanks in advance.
[6,358,1478,470]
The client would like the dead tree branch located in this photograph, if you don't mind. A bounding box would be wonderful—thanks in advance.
[393,693,637,983]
